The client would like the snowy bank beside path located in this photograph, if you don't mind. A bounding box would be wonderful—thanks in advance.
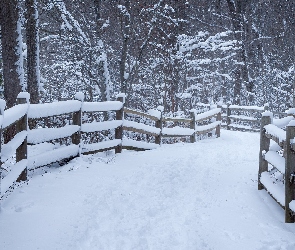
[1,130,295,250]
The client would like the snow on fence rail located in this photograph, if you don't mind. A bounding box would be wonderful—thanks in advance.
[0,93,221,200]
[258,110,295,223]
[123,105,221,147]
[0,93,28,196]
[221,103,268,132]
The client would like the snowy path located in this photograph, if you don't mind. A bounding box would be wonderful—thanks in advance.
[1,130,295,250]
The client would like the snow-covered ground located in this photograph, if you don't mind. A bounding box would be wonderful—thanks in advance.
[1,130,295,250]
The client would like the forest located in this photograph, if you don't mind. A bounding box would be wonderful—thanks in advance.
[0,0,295,114]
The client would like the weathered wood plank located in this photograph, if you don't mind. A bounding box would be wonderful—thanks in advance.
[258,114,271,190]
[265,133,285,148]
[115,97,124,153]
[122,126,159,136]
[163,117,192,123]
[228,116,260,122]
[124,107,160,121]
[162,134,190,138]
[196,127,217,135]
[15,97,28,182]
[72,97,82,148]
[190,111,196,143]
[195,113,219,123]
[82,146,117,155]
[155,111,162,145]
[285,124,295,222]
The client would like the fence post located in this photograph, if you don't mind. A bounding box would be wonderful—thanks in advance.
[226,102,231,130]
[258,112,271,190]
[155,109,163,145]
[190,110,196,143]
[72,93,83,156]
[16,95,29,182]
[264,103,269,111]
[216,105,221,138]
[285,122,295,223]
[0,100,5,199]
[115,96,124,153]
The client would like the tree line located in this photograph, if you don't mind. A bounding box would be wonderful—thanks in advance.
[0,0,294,114]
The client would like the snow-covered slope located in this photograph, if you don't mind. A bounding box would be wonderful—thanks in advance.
[1,130,295,250]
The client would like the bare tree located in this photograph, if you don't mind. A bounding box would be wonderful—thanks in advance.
[26,0,40,104]
[0,0,24,108]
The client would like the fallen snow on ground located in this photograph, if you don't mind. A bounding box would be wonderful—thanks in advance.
[1,130,295,250]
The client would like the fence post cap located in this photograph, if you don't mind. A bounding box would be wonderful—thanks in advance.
[116,93,126,103]
[157,105,164,112]
[17,92,30,103]
[75,92,84,101]
[262,111,273,117]
[287,120,295,127]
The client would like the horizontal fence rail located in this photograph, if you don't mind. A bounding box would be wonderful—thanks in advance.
[0,92,222,201]
[258,110,295,223]
[221,103,267,132]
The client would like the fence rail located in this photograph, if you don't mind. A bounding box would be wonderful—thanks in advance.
[258,110,295,223]
[0,92,221,200]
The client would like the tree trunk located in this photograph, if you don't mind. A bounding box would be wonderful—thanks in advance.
[0,0,23,108]
[26,0,40,104]
[226,0,250,105]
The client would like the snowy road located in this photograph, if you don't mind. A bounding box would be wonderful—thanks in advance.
[1,130,295,249]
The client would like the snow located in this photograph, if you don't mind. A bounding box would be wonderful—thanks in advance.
[74,92,84,101]
[286,108,295,115]
[290,200,295,212]
[82,101,123,112]
[260,171,285,206]
[1,130,295,250]
[116,93,126,103]
[162,126,194,136]
[17,92,30,103]
[28,125,80,144]
[157,105,164,112]
[264,124,286,143]
[28,145,79,169]
[273,116,294,128]
[195,121,221,132]
[288,120,295,127]
[262,111,273,117]
[122,138,159,150]
[1,159,28,194]
[269,142,281,152]
[229,115,257,121]
[82,139,121,153]
[194,108,221,121]
[0,99,6,114]
[230,105,264,111]
[147,109,161,119]
[2,104,28,129]
[81,120,122,133]
[1,131,28,162]
[123,120,160,135]
[28,100,81,118]
[228,124,253,130]
[264,151,285,174]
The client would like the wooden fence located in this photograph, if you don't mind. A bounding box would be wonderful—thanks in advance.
[195,103,287,132]
[0,92,221,200]
[222,104,268,132]
[258,110,295,223]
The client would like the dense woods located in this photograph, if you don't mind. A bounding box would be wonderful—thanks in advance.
[0,0,294,113]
